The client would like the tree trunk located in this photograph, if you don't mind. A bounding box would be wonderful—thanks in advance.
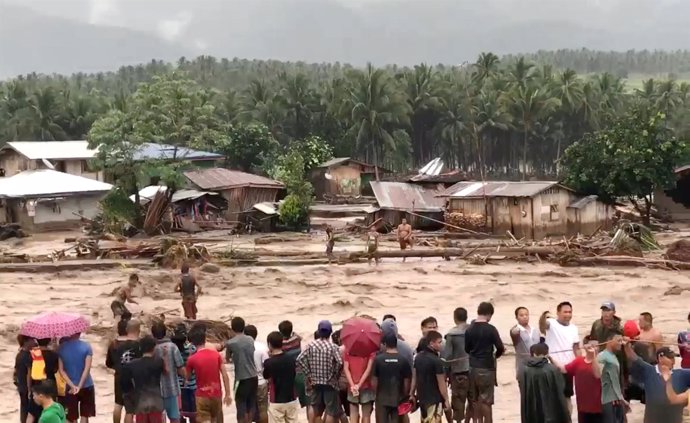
[373,140,380,181]
[522,129,528,181]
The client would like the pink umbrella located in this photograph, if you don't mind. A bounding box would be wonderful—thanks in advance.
[20,312,90,339]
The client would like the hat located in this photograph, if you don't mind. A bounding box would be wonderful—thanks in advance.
[623,320,640,339]
[381,319,399,338]
[657,347,676,359]
[600,301,616,311]
[317,320,333,336]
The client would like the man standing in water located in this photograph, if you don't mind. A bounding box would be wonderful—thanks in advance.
[175,264,202,320]
[110,274,140,320]
[510,307,540,381]
[465,302,505,423]
[443,307,470,423]
[397,218,413,262]
[325,226,336,263]
[366,231,380,266]
[540,302,580,413]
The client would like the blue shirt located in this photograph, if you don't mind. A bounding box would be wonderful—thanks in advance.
[630,357,690,423]
[178,343,197,390]
[58,339,94,388]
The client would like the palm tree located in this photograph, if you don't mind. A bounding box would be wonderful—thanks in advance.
[278,72,316,139]
[503,86,561,179]
[506,57,536,89]
[29,87,67,141]
[345,63,410,175]
[473,52,500,84]
[403,64,441,165]
[434,92,467,169]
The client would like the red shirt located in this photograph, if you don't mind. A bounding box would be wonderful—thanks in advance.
[344,353,374,390]
[565,356,602,413]
[187,348,224,398]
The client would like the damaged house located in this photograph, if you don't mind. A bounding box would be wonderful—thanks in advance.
[0,169,113,232]
[439,181,614,239]
[184,168,284,223]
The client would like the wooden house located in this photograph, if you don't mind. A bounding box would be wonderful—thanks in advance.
[440,181,614,239]
[654,165,690,221]
[310,157,387,200]
[368,181,445,230]
[184,168,284,224]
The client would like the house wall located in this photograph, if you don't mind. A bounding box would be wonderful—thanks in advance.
[530,188,576,239]
[654,188,690,221]
[566,201,615,236]
[221,187,282,223]
[0,151,104,181]
[310,165,362,199]
[6,194,103,232]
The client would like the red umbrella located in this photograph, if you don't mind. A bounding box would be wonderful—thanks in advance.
[20,312,90,339]
[341,317,381,357]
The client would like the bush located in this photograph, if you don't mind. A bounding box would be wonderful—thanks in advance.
[279,194,310,229]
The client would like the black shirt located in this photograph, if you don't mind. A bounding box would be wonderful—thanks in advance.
[120,356,165,413]
[464,321,505,370]
[373,352,412,407]
[106,339,141,374]
[263,353,297,403]
[413,349,444,406]
[15,348,59,390]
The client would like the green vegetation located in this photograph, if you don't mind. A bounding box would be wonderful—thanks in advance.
[2,52,690,180]
[562,108,687,223]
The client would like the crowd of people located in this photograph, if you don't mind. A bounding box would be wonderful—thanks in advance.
[14,296,690,423]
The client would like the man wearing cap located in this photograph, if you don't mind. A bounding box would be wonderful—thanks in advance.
[296,321,343,423]
[381,319,414,373]
[623,338,690,423]
[589,302,623,351]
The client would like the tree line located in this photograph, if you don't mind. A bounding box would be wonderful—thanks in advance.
[2,51,690,179]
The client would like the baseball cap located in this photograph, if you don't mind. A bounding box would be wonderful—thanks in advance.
[381,319,399,337]
[657,347,676,359]
[600,301,616,311]
[317,320,333,336]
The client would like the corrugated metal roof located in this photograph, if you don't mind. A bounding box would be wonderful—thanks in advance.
[184,168,284,190]
[129,186,219,204]
[3,141,96,160]
[440,181,571,198]
[370,181,445,212]
[309,204,379,214]
[253,202,279,215]
[318,157,352,168]
[133,143,223,161]
[0,169,112,198]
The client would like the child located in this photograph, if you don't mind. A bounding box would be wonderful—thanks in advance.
[32,380,66,423]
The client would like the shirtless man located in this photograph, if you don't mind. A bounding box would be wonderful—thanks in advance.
[397,218,413,262]
[366,231,380,266]
[175,263,202,320]
[637,312,664,361]
[111,273,139,320]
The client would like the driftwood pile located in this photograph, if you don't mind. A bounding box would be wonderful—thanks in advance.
[443,212,487,232]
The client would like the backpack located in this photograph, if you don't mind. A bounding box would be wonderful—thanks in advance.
[30,347,46,381]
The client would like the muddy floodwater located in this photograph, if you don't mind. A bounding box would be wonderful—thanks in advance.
[1,230,690,422]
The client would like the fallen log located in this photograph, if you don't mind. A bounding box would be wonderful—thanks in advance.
[347,246,557,260]
[0,259,155,273]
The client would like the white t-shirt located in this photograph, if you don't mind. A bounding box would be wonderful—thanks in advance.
[544,318,579,365]
[254,341,270,386]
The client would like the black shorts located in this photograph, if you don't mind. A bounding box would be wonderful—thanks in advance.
[64,385,96,422]
[20,390,43,420]
[578,412,603,423]
[310,385,341,417]
[563,373,574,398]
[235,377,259,418]
[376,404,399,423]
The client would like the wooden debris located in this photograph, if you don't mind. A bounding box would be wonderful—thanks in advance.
[666,239,690,262]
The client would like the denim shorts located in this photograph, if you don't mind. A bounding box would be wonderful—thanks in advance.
[163,395,180,420]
